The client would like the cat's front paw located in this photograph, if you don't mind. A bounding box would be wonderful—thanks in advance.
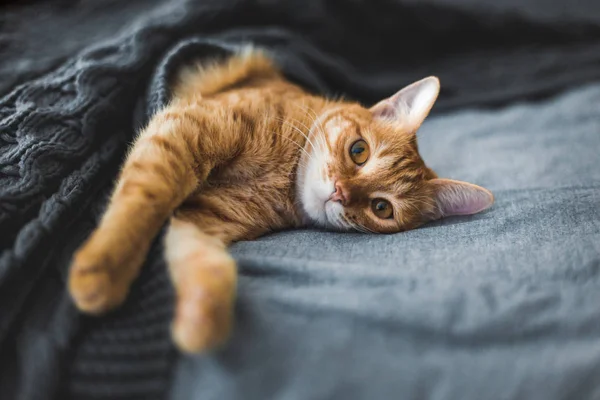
[170,252,237,353]
[68,232,144,314]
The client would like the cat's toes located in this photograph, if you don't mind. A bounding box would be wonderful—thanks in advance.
[171,286,234,353]
[69,263,130,314]
[68,255,131,314]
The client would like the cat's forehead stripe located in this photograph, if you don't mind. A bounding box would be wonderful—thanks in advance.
[325,116,353,144]
[359,153,395,176]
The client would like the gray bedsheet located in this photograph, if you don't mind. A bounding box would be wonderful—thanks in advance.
[172,83,600,400]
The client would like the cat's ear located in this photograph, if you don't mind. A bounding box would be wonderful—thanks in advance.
[370,76,440,131]
[428,178,494,219]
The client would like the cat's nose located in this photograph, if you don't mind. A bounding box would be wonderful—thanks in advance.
[329,182,349,205]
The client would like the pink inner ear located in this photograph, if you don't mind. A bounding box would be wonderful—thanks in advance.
[432,179,494,217]
[447,195,489,215]
[370,100,397,120]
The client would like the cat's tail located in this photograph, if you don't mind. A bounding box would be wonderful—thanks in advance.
[173,45,282,100]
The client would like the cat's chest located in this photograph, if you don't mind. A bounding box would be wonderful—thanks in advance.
[201,161,300,225]
[207,138,298,186]
[207,157,294,187]
[205,170,295,207]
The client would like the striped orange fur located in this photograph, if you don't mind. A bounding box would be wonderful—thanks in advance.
[68,49,493,353]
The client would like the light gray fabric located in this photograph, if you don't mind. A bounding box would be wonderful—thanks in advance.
[171,83,600,400]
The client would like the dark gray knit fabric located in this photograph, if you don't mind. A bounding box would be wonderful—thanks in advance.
[1,0,600,399]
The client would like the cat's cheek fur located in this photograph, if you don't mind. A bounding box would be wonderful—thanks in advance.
[297,138,335,227]
[298,163,334,226]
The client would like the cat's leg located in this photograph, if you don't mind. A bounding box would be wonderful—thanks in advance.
[165,216,244,353]
[69,105,217,314]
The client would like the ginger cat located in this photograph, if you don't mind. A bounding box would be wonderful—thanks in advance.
[68,49,493,353]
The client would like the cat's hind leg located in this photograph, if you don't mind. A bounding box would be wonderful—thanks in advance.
[165,217,237,353]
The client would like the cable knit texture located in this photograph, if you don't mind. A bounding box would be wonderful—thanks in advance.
[1,0,600,399]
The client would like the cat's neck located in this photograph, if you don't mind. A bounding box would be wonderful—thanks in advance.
[285,98,337,227]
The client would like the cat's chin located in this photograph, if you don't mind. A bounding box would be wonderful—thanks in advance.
[323,201,348,230]
[297,191,330,227]
[297,194,348,230]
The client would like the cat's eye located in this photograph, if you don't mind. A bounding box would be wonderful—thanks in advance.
[349,139,369,165]
[371,198,393,219]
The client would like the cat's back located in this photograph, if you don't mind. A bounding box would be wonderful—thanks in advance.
[174,49,305,103]
[172,51,316,227]
[172,49,325,162]
[172,49,320,142]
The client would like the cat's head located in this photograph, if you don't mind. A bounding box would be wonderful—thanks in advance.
[297,77,493,233]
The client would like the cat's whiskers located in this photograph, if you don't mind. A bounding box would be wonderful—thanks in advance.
[287,115,328,155]
[294,103,329,152]
[284,115,313,136]
[338,215,355,232]
[285,157,309,179]
[270,131,314,161]
[263,110,317,184]
[364,225,378,234]
[311,119,329,153]
[271,110,335,205]
[307,105,329,147]
[282,117,316,148]
[270,112,329,170]
[325,206,345,230]
[341,215,370,234]
[344,215,377,234]
[327,208,364,234]
[271,115,319,154]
